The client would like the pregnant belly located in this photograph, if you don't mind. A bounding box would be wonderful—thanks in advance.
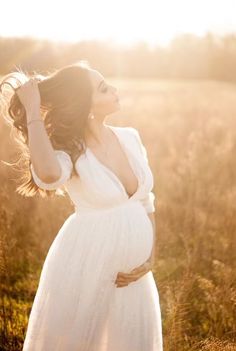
[72,200,154,274]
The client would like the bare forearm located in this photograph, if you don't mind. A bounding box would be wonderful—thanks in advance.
[27,108,61,181]
[147,212,156,265]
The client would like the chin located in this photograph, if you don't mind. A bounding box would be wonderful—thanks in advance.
[114,101,121,110]
[107,105,121,115]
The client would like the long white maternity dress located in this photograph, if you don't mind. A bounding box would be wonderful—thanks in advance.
[22,125,163,351]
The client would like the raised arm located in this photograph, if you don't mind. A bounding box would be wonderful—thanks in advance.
[17,79,73,190]
[27,107,63,183]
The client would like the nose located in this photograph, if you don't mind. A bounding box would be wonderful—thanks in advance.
[113,88,119,100]
[111,85,117,93]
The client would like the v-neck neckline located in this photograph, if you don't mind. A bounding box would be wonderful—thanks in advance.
[86,125,140,199]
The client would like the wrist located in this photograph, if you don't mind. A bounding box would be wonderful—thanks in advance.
[26,107,41,120]
[27,119,44,128]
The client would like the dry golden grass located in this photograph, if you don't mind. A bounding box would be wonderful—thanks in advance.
[0,78,236,350]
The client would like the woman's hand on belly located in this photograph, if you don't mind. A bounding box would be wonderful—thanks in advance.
[114,257,154,288]
[114,212,156,288]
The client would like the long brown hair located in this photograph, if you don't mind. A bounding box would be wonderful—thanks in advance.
[0,60,93,198]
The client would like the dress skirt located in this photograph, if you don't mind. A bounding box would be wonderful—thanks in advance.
[22,200,163,351]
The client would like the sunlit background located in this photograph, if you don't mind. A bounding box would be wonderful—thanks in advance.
[1,1,236,351]
[1,0,236,47]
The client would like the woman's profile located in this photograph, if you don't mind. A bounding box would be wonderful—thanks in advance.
[0,61,163,350]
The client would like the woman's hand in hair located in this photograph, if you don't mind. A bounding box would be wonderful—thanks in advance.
[16,78,41,115]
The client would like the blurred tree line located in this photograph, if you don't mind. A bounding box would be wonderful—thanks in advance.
[1,32,236,81]
[1,31,236,351]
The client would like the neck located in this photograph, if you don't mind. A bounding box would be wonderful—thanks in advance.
[84,117,111,146]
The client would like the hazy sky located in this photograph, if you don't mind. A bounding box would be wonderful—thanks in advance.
[1,0,236,47]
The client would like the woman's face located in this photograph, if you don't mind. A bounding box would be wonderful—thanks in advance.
[88,69,120,118]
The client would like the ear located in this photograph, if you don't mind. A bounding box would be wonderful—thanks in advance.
[88,112,95,119]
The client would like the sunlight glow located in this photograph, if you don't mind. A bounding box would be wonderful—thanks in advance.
[1,0,235,47]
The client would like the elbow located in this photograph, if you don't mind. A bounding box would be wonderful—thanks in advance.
[40,173,62,184]
[31,167,62,184]
[30,160,62,184]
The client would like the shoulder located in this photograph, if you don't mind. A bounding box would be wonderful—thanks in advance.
[113,126,143,148]
[111,125,140,140]
[111,125,149,161]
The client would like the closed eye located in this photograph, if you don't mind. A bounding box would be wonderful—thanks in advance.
[101,86,108,93]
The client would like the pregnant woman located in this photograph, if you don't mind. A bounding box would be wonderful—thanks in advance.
[0,61,163,350]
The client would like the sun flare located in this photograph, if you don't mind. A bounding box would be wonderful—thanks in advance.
[0,0,235,47]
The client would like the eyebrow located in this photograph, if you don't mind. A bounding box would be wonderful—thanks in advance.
[97,79,105,90]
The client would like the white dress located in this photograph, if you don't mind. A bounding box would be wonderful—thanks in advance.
[22,125,163,351]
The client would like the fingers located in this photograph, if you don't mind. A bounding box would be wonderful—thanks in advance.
[115,280,129,288]
[25,78,38,87]
[114,273,137,287]
[115,275,139,288]
[114,262,152,287]
[15,78,38,92]
[115,270,146,287]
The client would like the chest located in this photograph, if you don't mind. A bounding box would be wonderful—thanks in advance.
[87,140,139,198]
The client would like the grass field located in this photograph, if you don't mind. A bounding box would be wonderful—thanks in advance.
[0,78,236,350]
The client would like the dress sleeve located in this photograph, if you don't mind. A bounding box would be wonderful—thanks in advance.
[130,127,156,213]
[30,150,73,191]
